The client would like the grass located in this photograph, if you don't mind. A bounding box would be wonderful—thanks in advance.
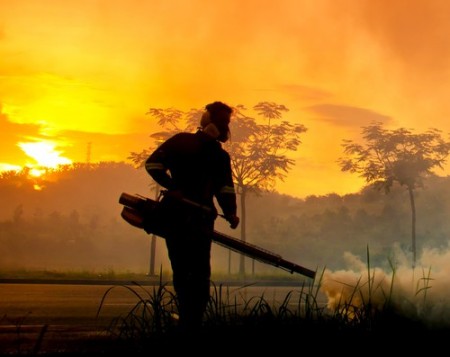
[2,251,449,355]
[93,257,447,354]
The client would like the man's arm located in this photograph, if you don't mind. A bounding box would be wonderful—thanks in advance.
[216,151,239,229]
[145,146,174,190]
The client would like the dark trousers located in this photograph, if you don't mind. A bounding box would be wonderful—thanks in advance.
[165,222,213,329]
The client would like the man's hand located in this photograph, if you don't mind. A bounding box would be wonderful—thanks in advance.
[226,214,240,229]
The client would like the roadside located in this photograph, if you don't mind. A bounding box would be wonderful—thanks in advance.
[0,277,310,286]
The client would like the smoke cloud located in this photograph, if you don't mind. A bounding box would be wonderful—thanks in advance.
[321,246,450,328]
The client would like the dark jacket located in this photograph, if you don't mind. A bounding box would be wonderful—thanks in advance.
[145,130,237,219]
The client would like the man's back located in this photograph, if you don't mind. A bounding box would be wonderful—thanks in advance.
[146,130,233,210]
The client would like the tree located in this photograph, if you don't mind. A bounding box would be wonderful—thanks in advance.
[337,121,450,268]
[129,102,307,276]
[127,107,211,277]
[229,103,307,275]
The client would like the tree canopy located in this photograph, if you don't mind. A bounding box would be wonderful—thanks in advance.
[338,122,450,193]
[129,101,307,275]
[338,121,450,268]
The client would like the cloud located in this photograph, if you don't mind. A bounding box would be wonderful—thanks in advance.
[360,0,450,76]
[280,84,332,102]
[56,129,153,164]
[0,105,43,163]
[305,104,392,127]
[0,102,153,168]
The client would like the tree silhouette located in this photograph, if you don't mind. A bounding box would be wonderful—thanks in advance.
[229,103,307,275]
[129,127,174,276]
[130,102,307,276]
[337,121,450,268]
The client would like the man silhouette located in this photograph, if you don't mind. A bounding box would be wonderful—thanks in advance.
[145,101,239,330]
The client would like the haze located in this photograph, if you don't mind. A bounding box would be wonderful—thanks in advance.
[2,0,450,198]
[3,164,450,326]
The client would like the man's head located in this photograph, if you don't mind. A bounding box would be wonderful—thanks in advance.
[200,101,233,142]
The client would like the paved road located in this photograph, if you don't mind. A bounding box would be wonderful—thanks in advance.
[0,282,169,354]
[0,279,308,324]
[0,282,150,326]
[0,280,313,354]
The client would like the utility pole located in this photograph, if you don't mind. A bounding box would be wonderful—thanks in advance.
[148,184,160,277]
[147,131,170,277]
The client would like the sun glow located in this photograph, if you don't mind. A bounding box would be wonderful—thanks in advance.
[18,141,72,171]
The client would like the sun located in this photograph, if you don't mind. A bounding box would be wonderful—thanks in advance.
[18,140,72,176]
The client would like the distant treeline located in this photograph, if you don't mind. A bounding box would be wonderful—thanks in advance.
[1,162,450,274]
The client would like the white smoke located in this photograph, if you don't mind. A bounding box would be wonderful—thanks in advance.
[320,244,450,328]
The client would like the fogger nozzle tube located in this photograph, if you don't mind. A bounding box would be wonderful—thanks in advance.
[118,192,316,279]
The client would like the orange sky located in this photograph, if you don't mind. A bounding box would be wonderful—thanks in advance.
[1,0,450,198]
